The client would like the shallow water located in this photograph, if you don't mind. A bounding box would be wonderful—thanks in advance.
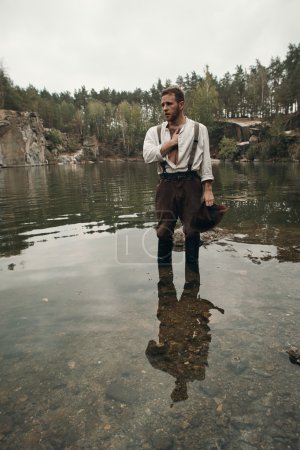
[0,161,299,449]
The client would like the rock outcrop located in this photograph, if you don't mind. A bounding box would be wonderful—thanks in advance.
[45,130,99,164]
[221,118,263,143]
[0,110,46,167]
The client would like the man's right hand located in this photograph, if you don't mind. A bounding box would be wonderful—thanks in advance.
[169,127,180,147]
[160,128,180,160]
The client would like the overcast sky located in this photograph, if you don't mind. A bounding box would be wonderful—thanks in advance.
[1,0,299,94]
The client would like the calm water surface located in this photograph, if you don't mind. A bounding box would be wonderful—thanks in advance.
[0,161,299,449]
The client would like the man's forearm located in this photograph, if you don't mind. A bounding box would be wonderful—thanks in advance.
[160,140,177,157]
[202,180,213,192]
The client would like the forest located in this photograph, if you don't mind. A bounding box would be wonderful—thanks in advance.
[0,43,299,160]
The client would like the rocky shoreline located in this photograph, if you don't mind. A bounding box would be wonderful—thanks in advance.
[0,110,101,168]
[1,109,299,168]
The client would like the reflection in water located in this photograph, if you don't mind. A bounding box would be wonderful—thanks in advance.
[146,264,224,404]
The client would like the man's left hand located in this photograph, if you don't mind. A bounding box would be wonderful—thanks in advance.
[203,190,214,207]
[202,181,214,206]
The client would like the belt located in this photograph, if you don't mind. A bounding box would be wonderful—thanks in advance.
[159,170,198,180]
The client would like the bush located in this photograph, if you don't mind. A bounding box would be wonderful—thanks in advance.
[258,137,289,160]
[245,143,260,161]
[218,137,239,161]
[261,117,290,160]
[288,142,300,161]
[45,128,63,151]
[208,122,225,152]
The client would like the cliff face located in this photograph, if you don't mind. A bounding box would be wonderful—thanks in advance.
[0,110,46,167]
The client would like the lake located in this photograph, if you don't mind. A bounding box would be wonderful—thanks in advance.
[0,161,299,449]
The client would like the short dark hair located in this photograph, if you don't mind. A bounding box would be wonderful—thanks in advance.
[161,86,185,102]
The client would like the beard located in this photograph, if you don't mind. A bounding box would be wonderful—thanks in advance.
[165,105,181,123]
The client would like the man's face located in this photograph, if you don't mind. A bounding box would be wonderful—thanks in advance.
[161,93,184,122]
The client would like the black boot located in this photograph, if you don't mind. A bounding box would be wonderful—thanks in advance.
[158,238,173,266]
[185,234,200,272]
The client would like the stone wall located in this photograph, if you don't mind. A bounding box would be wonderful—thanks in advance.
[0,110,46,167]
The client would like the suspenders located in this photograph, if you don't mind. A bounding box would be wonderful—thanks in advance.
[157,122,200,172]
[188,122,200,170]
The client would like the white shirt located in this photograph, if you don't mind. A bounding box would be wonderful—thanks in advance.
[143,117,214,182]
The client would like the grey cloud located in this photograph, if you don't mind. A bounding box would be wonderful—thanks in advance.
[0,0,299,93]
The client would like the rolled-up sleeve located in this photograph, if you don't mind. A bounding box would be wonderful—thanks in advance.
[199,124,214,182]
[143,126,164,163]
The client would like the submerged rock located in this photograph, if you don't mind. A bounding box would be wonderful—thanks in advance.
[286,346,300,365]
[173,226,231,251]
[150,433,174,450]
[227,356,249,375]
[106,381,139,404]
[173,227,185,249]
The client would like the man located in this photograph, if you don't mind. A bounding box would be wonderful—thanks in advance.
[143,86,215,270]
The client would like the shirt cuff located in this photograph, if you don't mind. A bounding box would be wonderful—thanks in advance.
[201,175,214,183]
